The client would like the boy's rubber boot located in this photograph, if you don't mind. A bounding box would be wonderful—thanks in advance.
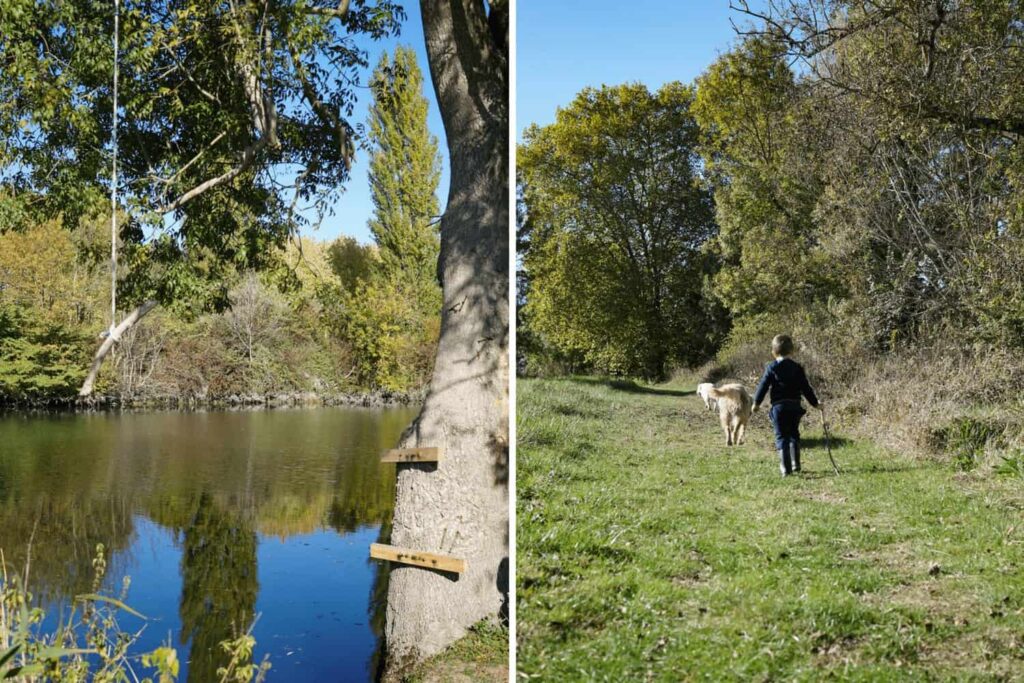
[791,442,801,473]
[778,449,791,476]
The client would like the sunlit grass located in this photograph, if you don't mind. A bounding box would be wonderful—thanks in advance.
[517,376,1024,680]
[403,621,508,682]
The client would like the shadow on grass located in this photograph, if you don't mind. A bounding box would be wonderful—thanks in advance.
[567,376,694,397]
[797,462,921,479]
[802,435,854,449]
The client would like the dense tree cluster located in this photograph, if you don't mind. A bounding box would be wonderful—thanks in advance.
[519,83,722,378]
[519,0,1024,380]
[2,34,444,403]
[0,224,435,401]
[0,1,446,400]
[704,0,1024,357]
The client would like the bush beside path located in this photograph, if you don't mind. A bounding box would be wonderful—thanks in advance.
[517,376,1024,680]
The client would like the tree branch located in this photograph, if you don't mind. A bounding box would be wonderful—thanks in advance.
[287,42,354,169]
[79,300,159,397]
[304,1,351,19]
[156,0,280,214]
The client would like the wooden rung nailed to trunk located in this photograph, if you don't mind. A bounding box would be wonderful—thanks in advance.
[380,447,442,463]
[369,543,466,574]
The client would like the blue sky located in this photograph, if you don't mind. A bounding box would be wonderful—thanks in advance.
[313,1,762,244]
[299,3,447,244]
[517,1,760,138]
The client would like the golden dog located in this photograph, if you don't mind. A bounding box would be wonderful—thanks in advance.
[707,383,753,446]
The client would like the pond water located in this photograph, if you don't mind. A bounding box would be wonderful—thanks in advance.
[0,405,419,682]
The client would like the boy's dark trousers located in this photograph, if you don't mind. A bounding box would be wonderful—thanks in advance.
[769,401,806,475]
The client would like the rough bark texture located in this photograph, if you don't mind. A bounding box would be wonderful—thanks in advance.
[78,300,158,397]
[383,0,508,676]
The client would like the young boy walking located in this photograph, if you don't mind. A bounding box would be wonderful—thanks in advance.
[752,334,821,476]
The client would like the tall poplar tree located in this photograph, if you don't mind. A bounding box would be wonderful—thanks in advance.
[341,46,442,391]
[367,46,442,282]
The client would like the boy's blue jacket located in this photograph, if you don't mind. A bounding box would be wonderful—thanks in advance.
[753,357,819,408]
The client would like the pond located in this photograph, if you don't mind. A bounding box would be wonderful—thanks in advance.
[0,404,419,682]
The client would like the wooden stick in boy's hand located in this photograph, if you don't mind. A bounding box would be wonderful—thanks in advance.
[820,405,841,475]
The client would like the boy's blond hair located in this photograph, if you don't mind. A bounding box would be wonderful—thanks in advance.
[772,334,794,357]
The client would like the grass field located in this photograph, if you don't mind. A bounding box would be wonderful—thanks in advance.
[516,376,1024,681]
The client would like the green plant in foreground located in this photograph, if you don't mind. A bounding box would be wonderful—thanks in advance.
[0,545,269,682]
[995,450,1024,479]
[934,417,1005,472]
[216,632,270,683]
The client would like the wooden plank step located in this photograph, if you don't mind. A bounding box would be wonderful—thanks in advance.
[381,447,442,463]
[370,543,466,574]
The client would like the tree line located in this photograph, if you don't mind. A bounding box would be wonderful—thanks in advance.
[0,42,441,402]
[519,0,1024,385]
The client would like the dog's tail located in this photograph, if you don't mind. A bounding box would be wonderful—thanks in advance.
[708,384,752,411]
[707,386,727,400]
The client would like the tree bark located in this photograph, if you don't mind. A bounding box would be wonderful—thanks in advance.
[383,0,508,675]
[78,300,158,397]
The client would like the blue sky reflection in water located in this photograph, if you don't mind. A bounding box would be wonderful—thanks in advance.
[0,405,419,682]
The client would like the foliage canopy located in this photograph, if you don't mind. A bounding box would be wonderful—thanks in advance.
[519,82,720,378]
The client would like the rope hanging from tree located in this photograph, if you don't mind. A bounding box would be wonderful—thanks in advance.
[108,0,120,339]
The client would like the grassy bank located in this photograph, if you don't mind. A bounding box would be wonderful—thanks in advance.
[517,376,1024,680]
[401,622,508,682]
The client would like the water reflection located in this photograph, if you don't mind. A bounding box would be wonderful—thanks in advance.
[0,405,418,681]
[179,493,258,682]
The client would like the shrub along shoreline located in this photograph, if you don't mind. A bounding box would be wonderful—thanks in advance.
[0,387,422,413]
[1,226,440,411]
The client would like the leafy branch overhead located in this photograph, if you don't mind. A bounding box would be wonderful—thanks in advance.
[729,0,1024,136]
[0,0,405,310]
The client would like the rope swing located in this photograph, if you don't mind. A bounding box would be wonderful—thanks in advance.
[107,0,120,340]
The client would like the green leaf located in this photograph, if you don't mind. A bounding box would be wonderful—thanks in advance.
[75,593,147,619]
[34,645,96,660]
[0,644,20,670]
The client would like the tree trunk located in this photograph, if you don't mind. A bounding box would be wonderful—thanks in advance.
[78,300,158,397]
[383,0,508,675]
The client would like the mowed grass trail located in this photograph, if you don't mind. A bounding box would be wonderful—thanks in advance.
[517,377,1024,681]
